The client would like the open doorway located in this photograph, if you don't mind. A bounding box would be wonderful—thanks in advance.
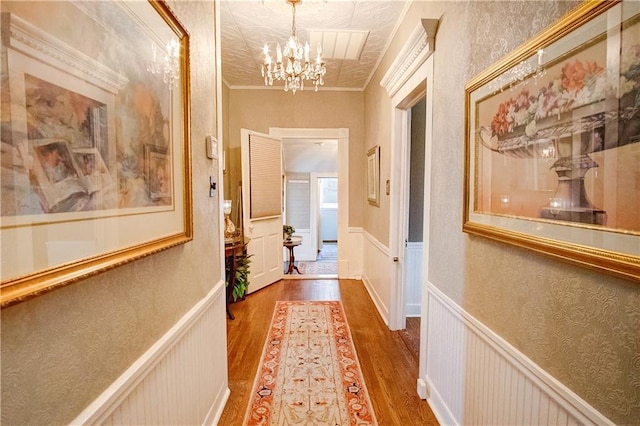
[311,175,338,274]
[400,97,426,361]
[282,139,338,277]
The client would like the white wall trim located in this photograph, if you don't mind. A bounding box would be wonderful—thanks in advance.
[361,277,388,327]
[269,128,349,279]
[380,19,439,98]
[424,374,458,426]
[363,227,390,256]
[72,282,229,425]
[386,19,438,331]
[425,282,614,426]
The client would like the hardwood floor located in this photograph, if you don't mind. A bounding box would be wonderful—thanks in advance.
[399,317,421,363]
[219,279,439,425]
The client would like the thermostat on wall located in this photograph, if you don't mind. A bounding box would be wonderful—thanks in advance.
[206,135,218,160]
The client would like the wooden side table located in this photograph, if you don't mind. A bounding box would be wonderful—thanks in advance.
[225,239,248,320]
[283,236,302,274]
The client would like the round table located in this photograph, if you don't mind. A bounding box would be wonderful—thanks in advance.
[283,236,302,274]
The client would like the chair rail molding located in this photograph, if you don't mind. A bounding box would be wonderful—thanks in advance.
[380,18,439,98]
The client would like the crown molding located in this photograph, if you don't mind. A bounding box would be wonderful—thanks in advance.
[380,18,439,98]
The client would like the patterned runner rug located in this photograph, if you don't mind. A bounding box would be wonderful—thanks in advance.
[243,301,377,426]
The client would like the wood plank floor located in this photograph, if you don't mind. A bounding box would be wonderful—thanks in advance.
[218,279,439,425]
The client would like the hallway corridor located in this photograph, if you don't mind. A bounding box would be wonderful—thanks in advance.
[219,279,438,425]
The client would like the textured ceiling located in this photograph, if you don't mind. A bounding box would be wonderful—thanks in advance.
[220,0,409,90]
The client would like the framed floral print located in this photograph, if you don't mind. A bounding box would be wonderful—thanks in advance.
[464,1,640,281]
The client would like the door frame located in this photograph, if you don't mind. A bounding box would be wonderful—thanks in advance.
[383,19,438,399]
[269,128,349,278]
[312,172,339,254]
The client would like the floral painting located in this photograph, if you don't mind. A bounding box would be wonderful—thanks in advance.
[474,12,640,234]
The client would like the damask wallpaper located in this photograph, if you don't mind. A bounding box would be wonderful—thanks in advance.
[0,1,223,424]
[422,1,640,423]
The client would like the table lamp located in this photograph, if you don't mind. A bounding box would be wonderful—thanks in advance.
[224,199,238,243]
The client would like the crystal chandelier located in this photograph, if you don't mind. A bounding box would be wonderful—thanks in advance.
[488,49,546,94]
[147,38,180,89]
[262,0,326,94]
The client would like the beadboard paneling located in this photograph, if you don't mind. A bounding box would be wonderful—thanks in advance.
[361,230,390,325]
[72,284,229,425]
[404,242,423,317]
[425,282,613,426]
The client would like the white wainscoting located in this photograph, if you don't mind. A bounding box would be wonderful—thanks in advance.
[361,230,391,326]
[343,227,364,279]
[424,282,613,426]
[404,242,423,317]
[72,282,229,425]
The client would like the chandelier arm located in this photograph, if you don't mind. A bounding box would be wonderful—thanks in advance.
[291,2,296,38]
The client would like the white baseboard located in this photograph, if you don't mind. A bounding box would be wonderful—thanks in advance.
[204,387,230,425]
[425,374,457,426]
[361,272,388,327]
[416,378,428,399]
[72,282,229,425]
[424,282,614,426]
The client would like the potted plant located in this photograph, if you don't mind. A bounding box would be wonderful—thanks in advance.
[226,254,252,302]
[283,224,295,241]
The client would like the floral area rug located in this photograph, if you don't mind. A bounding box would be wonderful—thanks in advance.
[243,301,377,426]
[297,261,338,275]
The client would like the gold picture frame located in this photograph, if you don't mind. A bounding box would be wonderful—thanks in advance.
[464,0,640,282]
[0,0,192,306]
[367,145,380,206]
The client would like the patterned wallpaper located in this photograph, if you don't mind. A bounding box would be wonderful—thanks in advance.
[421,1,640,423]
[0,1,222,424]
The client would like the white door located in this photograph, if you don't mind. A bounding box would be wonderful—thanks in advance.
[241,129,283,293]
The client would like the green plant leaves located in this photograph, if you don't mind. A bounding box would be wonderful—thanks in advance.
[227,254,252,302]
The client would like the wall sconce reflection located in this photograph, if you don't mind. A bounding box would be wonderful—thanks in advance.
[500,194,511,208]
[549,197,562,216]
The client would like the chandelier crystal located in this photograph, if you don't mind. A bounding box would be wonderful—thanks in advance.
[262,0,326,94]
[147,38,180,89]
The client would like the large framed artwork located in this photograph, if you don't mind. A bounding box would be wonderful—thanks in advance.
[0,1,192,306]
[464,1,640,281]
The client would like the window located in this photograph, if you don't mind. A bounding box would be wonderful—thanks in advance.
[319,177,338,209]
